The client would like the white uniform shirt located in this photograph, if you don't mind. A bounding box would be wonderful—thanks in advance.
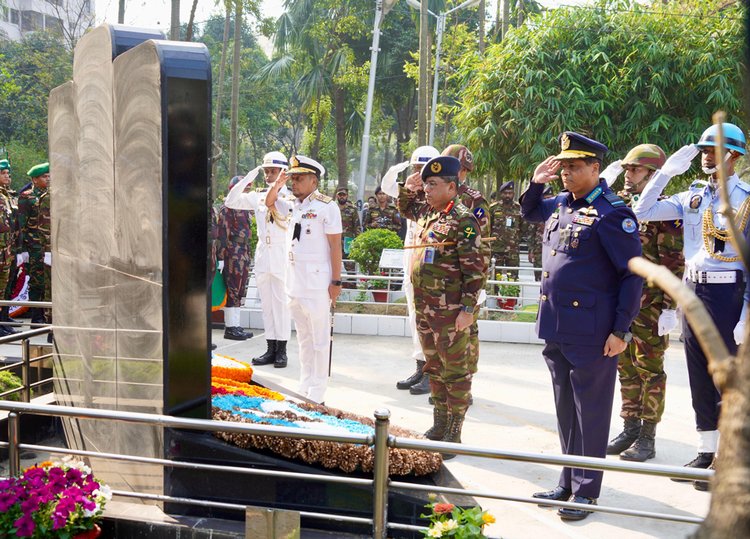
[275,190,343,298]
[225,174,292,277]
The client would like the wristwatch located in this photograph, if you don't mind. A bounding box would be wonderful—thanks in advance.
[330,280,342,286]
[613,330,633,343]
[460,305,475,314]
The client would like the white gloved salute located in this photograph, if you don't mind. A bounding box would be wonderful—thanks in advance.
[601,159,623,187]
[660,144,699,177]
[734,320,745,345]
[217,260,224,272]
[658,309,678,336]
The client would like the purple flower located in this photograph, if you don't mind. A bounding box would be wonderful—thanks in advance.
[0,490,20,512]
[13,514,35,537]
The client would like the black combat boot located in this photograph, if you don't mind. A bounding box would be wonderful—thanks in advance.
[693,458,716,491]
[441,414,465,460]
[424,407,449,440]
[606,417,640,455]
[0,307,18,336]
[252,340,276,365]
[671,452,714,483]
[224,326,249,341]
[274,341,288,368]
[409,375,431,395]
[620,420,657,462]
[396,360,425,390]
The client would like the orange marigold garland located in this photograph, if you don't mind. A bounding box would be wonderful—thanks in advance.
[211,353,253,383]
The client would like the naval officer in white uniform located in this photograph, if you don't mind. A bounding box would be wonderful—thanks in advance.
[266,155,342,403]
[225,151,293,368]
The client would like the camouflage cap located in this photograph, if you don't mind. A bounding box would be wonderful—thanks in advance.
[621,144,666,171]
[27,162,49,178]
[442,144,474,172]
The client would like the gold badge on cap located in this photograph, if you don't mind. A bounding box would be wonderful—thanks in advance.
[561,133,570,151]
[290,156,299,168]
[430,161,442,174]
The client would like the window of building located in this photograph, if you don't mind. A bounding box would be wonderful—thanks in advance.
[21,11,43,32]
[10,9,19,26]
[45,15,63,35]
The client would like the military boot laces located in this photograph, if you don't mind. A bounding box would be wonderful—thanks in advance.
[274,340,288,368]
[441,415,465,460]
[606,417,641,455]
[396,360,425,390]
[424,408,449,441]
[620,420,657,462]
[252,340,277,365]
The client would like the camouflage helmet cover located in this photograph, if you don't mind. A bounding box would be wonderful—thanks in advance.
[621,144,666,171]
[441,144,474,172]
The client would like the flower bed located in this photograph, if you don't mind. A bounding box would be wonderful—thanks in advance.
[0,457,111,538]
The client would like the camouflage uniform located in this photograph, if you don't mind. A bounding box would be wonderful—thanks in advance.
[217,205,254,307]
[18,185,50,323]
[617,191,684,423]
[0,186,15,298]
[398,187,486,421]
[338,200,362,257]
[524,220,544,280]
[489,199,522,278]
[362,204,402,233]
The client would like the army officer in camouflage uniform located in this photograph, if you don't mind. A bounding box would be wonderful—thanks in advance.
[19,163,51,325]
[603,144,684,462]
[399,155,486,457]
[489,180,521,279]
[363,186,402,233]
[336,186,361,267]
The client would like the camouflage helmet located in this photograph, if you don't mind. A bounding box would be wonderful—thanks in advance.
[442,144,474,172]
[228,175,244,189]
[621,144,666,171]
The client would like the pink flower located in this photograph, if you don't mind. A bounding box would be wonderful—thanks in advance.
[13,514,35,537]
[433,503,455,515]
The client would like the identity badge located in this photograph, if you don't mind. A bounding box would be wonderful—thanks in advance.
[505,217,513,227]
[424,247,435,264]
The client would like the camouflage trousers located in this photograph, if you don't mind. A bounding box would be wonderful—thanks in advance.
[28,250,51,323]
[617,308,668,423]
[0,246,11,302]
[415,308,478,417]
[223,245,251,307]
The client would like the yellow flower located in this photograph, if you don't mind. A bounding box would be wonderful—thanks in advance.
[482,512,496,524]
[427,525,443,538]
[443,519,459,531]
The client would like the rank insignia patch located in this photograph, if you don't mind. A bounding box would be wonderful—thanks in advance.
[621,217,637,233]
[463,225,477,239]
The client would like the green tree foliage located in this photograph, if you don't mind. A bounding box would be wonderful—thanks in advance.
[348,228,403,275]
[454,0,744,190]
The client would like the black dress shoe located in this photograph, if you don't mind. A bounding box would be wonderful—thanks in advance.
[224,326,249,341]
[671,452,714,482]
[558,496,597,521]
[694,459,716,491]
[532,486,572,507]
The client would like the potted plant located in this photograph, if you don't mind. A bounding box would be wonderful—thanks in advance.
[348,229,403,276]
[367,277,390,303]
[495,272,520,311]
[0,457,112,538]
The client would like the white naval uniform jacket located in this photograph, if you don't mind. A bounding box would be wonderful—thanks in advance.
[225,177,293,278]
[274,190,343,299]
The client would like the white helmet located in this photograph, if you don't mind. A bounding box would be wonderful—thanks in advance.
[410,146,440,166]
[262,151,289,170]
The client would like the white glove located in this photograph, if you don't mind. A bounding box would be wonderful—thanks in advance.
[734,320,745,345]
[657,309,678,336]
[380,161,410,198]
[661,144,699,177]
[17,252,28,265]
[601,159,623,186]
[217,260,224,272]
[43,252,51,266]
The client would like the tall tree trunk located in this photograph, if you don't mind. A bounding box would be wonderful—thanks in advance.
[185,0,200,41]
[170,0,180,40]
[310,98,324,161]
[333,84,348,190]
[229,0,242,177]
[501,0,510,40]
[380,130,393,177]
[118,0,125,23]
[478,0,485,53]
[211,3,232,192]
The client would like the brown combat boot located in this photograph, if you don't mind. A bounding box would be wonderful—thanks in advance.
[441,414,465,460]
[424,408,449,440]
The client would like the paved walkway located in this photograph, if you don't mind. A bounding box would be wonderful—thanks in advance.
[214,328,709,539]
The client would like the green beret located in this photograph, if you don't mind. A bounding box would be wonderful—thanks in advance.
[27,162,49,178]
[0,160,10,171]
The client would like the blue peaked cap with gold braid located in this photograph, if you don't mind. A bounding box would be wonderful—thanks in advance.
[556,131,608,161]
[420,156,461,180]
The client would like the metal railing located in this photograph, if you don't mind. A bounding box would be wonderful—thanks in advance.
[0,401,708,538]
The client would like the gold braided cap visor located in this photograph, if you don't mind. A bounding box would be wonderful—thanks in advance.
[286,166,320,176]
[555,150,597,160]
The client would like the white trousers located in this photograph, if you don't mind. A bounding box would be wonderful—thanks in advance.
[256,272,291,340]
[289,296,331,403]
[402,276,424,361]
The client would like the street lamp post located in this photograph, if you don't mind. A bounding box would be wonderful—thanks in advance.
[407,0,481,146]
[357,0,397,213]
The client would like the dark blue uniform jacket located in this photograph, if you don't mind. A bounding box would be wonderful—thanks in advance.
[520,180,643,348]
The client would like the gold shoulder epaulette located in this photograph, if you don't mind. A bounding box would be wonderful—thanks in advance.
[315,193,333,203]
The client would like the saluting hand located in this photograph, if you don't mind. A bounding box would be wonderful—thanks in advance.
[404,171,423,192]
[603,333,627,357]
[532,156,560,184]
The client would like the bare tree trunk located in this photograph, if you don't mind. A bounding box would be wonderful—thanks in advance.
[185,0,200,41]
[478,0,485,53]
[228,0,242,177]
[333,84,348,189]
[501,0,510,40]
[118,0,125,23]
[170,0,180,40]
[211,3,232,191]
[380,130,393,178]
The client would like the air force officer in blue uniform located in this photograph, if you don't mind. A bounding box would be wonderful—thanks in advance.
[521,132,643,521]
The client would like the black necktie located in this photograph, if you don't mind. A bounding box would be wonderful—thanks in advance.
[293,222,301,241]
